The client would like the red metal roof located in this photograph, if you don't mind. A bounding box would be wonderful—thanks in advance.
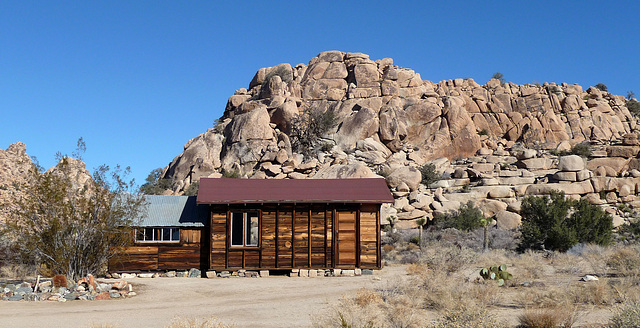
[197,178,394,204]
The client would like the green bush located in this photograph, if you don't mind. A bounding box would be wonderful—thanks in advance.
[222,169,241,179]
[617,217,640,243]
[595,83,608,92]
[183,181,199,196]
[320,142,334,152]
[626,99,640,117]
[436,201,485,232]
[492,72,505,83]
[571,142,592,158]
[290,109,338,157]
[419,163,440,187]
[518,191,613,252]
[478,129,489,136]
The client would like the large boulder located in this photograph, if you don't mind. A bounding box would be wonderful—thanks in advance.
[311,164,376,179]
[495,210,522,230]
[385,166,422,191]
[558,155,585,172]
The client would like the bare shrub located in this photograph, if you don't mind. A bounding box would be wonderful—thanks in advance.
[429,303,506,328]
[570,280,615,305]
[607,246,640,278]
[574,244,611,277]
[0,263,34,279]
[515,285,572,308]
[420,244,477,273]
[550,252,589,275]
[166,317,234,328]
[312,292,427,328]
[510,251,547,280]
[609,301,640,328]
[518,306,577,328]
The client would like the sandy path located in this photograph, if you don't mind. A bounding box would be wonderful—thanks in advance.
[0,267,404,328]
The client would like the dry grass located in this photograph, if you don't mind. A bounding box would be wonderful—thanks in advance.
[518,306,577,328]
[315,243,640,327]
[429,303,506,328]
[607,245,640,277]
[87,318,234,328]
[165,317,234,328]
[609,300,640,328]
[0,263,33,279]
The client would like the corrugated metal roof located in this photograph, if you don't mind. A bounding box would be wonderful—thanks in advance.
[137,195,207,227]
[197,178,394,204]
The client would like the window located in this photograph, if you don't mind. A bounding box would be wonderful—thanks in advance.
[136,227,180,242]
[230,211,259,247]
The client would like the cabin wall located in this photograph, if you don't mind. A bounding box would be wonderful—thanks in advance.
[109,228,204,272]
[209,203,378,271]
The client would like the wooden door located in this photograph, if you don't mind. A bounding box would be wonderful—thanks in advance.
[335,210,357,267]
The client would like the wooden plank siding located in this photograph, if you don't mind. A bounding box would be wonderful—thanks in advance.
[207,203,380,271]
[109,228,204,272]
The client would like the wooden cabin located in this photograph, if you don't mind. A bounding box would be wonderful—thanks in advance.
[197,178,393,271]
[108,195,209,272]
[110,178,393,272]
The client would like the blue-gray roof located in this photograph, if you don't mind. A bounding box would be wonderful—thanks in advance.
[137,195,208,227]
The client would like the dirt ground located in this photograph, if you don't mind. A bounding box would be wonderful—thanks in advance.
[0,264,614,328]
[0,267,403,328]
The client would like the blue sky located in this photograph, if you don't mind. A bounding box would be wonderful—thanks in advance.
[1,1,639,186]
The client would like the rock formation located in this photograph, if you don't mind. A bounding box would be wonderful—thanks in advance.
[0,143,93,223]
[130,51,640,229]
[0,142,34,221]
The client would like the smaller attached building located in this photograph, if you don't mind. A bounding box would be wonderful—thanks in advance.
[109,195,209,272]
[197,178,394,271]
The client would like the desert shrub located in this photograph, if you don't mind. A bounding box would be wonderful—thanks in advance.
[492,72,505,83]
[320,142,334,152]
[617,217,640,243]
[166,317,234,328]
[435,201,484,232]
[419,163,440,187]
[221,169,240,179]
[421,244,477,273]
[594,83,608,92]
[53,274,67,287]
[609,301,640,328]
[518,191,613,252]
[607,246,640,277]
[430,304,505,328]
[627,99,640,117]
[290,109,337,157]
[261,65,293,89]
[140,167,172,194]
[183,181,199,196]
[518,307,577,328]
[478,129,489,136]
[0,263,34,279]
[570,142,592,158]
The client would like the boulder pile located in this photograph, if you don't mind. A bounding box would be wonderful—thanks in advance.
[154,51,640,231]
[0,274,135,302]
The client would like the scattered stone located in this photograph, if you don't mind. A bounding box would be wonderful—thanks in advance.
[580,275,599,282]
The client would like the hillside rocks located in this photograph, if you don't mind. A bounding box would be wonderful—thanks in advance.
[152,51,640,231]
[0,142,33,221]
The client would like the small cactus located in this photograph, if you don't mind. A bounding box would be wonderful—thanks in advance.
[479,264,512,286]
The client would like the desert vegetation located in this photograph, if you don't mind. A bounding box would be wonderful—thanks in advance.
[0,140,145,280]
[314,211,640,327]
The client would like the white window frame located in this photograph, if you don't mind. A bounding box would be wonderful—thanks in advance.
[135,227,180,243]
[230,211,259,247]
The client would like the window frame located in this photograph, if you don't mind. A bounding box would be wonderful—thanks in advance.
[229,211,260,248]
[135,227,180,243]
